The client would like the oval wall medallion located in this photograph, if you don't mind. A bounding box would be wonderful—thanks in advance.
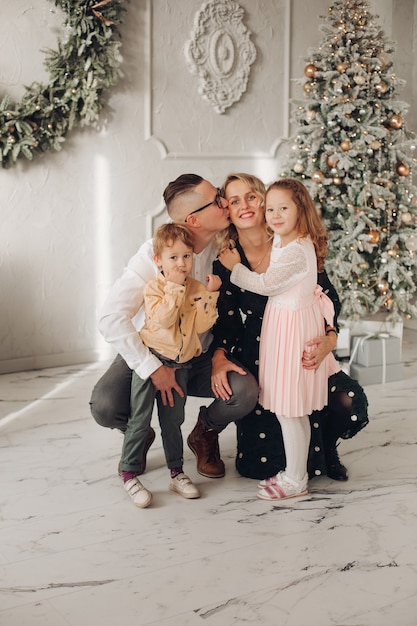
[184,0,257,114]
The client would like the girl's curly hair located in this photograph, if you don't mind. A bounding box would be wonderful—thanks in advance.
[266,178,328,271]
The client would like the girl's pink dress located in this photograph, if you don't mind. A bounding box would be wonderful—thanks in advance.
[230,235,340,418]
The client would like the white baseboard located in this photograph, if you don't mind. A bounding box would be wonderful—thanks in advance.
[0,349,110,375]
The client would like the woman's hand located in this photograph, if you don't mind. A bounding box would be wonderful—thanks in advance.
[211,349,247,400]
[302,333,337,371]
[218,247,241,271]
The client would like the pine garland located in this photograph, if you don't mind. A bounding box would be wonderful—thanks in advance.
[0,0,126,168]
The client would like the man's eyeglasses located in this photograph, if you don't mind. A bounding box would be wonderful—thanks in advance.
[184,188,225,223]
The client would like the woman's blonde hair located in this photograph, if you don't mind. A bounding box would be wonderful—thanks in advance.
[266,178,328,271]
[216,173,268,254]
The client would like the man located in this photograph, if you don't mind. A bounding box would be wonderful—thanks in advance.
[90,174,259,499]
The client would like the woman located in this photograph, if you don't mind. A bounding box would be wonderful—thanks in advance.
[211,173,368,481]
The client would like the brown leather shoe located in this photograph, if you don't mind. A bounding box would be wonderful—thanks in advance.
[118,426,156,476]
[187,414,225,478]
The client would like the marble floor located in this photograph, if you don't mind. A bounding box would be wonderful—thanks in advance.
[1,329,417,626]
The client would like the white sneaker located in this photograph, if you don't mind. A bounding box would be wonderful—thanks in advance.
[257,472,308,501]
[124,477,152,508]
[169,473,200,499]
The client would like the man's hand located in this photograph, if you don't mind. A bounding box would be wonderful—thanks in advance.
[211,349,247,401]
[302,334,337,371]
[150,365,184,407]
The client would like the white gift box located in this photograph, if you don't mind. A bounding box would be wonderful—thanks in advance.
[350,334,402,367]
[335,327,350,358]
[339,316,403,341]
[350,361,404,386]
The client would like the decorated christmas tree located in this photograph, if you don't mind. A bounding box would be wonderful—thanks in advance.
[282,0,417,321]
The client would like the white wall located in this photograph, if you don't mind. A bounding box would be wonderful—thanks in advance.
[1,0,416,373]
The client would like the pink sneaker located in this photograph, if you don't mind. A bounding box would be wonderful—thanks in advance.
[258,471,284,489]
[257,472,308,501]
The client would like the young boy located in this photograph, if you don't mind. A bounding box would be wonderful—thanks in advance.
[121,223,221,507]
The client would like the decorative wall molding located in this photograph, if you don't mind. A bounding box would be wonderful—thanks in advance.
[145,0,291,160]
[184,0,256,114]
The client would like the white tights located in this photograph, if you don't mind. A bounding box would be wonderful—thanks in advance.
[277,414,311,482]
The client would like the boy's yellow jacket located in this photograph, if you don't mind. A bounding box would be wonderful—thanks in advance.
[139,274,219,364]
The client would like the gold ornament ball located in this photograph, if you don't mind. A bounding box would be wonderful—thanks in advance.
[370,140,381,150]
[405,235,417,252]
[367,229,380,244]
[333,176,343,185]
[397,163,410,176]
[374,81,388,94]
[311,170,325,183]
[326,154,339,167]
[384,296,394,309]
[376,279,389,294]
[293,162,305,173]
[401,211,413,224]
[378,52,389,68]
[336,62,348,72]
[340,140,351,151]
[389,114,403,129]
[304,63,317,78]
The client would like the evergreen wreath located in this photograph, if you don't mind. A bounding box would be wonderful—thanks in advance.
[0,0,126,168]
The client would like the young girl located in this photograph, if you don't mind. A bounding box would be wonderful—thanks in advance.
[122,223,221,508]
[218,179,340,501]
